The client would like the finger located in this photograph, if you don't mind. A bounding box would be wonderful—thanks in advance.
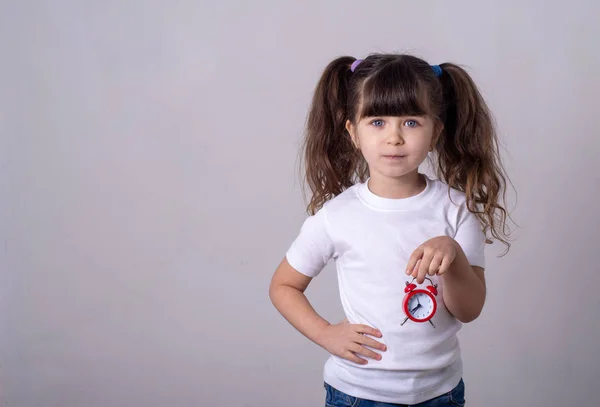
[406,246,424,275]
[350,343,382,361]
[354,333,387,352]
[410,259,421,278]
[417,252,434,284]
[411,258,422,276]
[344,350,368,365]
[353,324,382,338]
[437,256,452,276]
[428,254,444,276]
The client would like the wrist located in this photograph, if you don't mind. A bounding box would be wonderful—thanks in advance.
[445,240,470,279]
[451,237,462,255]
[439,235,460,253]
[313,320,332,346]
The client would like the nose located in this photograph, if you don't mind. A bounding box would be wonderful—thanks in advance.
[386,129,404,145]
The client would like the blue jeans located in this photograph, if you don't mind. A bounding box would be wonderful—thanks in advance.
[324,379,465,407]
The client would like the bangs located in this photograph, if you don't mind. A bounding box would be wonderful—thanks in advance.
[358,62,431,119]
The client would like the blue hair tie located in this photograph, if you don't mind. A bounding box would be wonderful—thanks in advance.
[431,65,442,77]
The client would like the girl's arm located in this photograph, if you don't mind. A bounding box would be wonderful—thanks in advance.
[269,257,387,364]
[406,237,486,323]
[442,240,486,323]
[269,257,331,343]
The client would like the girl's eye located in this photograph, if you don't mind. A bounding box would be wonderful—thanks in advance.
[371,119,384,127]
[405,120,419,128]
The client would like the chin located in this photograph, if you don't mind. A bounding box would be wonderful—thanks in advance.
[378,168,416,179]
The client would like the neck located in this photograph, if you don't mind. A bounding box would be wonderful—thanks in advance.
[367,171,426,199]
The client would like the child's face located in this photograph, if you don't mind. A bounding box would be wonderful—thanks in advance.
[346,115,439,180]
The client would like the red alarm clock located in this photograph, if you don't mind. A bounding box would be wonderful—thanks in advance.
[401,276,438,328]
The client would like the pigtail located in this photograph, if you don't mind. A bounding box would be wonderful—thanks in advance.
[302,56,365,215]
[435,63,511,249]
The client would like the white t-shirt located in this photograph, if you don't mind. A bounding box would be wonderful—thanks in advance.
[285,174,486,404]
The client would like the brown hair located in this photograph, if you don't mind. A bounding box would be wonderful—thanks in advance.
[301,53,511,249]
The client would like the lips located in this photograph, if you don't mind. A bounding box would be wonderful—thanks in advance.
[383,155,405,159]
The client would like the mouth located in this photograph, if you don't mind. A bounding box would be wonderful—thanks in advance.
[383,155,406,160]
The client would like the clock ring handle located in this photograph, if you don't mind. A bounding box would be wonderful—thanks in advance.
[407,276,437,288]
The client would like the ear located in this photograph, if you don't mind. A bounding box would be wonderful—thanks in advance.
[346,120,360,149]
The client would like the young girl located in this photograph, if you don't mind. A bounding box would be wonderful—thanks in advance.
[269,53,510,406]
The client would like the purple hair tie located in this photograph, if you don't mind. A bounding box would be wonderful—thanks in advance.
[350,59,363,72]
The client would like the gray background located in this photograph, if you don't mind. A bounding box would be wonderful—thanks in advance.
[1,1,599,406]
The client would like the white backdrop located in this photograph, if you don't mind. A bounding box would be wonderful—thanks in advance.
[1,1,599,406]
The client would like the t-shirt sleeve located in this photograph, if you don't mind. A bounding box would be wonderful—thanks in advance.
[453,205,486,269]
[285,207,335,278]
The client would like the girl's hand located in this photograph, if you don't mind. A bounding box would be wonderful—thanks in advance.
[406,236,458,284]
[317,318,386,365]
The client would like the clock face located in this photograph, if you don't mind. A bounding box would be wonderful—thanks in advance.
[405,290,436,322]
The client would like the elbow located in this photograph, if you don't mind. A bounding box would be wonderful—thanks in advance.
[457,312,480,324]
[268,279,286,307]
[455,305,484,323]
[268,279,278,305]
